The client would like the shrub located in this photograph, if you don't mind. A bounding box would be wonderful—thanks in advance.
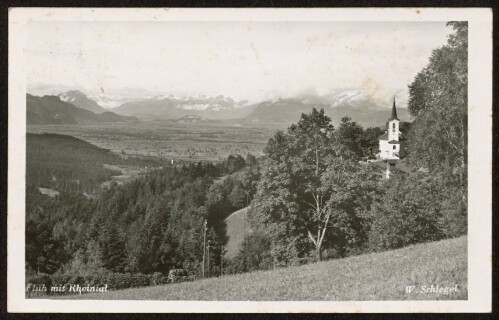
[151,272,168,286]
[129,273,151,288]
[226,231,273,274]
[367,172,445,251]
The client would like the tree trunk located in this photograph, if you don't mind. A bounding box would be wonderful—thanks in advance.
[316,244,322,262]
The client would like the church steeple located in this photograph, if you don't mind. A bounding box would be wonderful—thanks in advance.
[389,97,399,121]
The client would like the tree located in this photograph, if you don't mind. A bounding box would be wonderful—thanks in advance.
[252,108,385,263]
[336,116,366,160]
[288,109,339,261]
[99,222,127,272]
[363,127,385,159]
[321,158,382,257]
[26,219,69,274]
[252,108,343,262]
[407,22,467,209]
[223,154,246,174]
[398,122,412,158]
[245,153,258,167]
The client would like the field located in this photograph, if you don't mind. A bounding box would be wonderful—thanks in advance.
[27,120,281,162]
[58,236,467,301]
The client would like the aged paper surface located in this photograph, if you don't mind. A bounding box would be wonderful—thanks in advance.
[8,8,492,313]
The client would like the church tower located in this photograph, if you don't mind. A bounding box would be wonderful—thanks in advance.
[387,98,400,142]
[378,97,401,178]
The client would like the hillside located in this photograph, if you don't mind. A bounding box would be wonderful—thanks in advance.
[26,133,161,193]
[26,94,138,125]
[62,236,467,301]
[224,206,250,259]
[176,115,212,123]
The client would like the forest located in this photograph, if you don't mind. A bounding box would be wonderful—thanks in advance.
[26,22,467,292]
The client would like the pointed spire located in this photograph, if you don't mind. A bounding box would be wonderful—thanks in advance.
[390,97,399,120]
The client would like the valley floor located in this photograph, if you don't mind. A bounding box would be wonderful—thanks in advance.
[27,122,275,162]
[55,236,467,301]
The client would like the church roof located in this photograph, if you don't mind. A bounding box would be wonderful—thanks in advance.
[388,140,400,144]
[389,98,399,121]
[379,132,388,140]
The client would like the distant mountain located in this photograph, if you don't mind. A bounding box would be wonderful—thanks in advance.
[328,105,410,128]
[89,94,139,109]
[113,95,257,120]
[243,98,330,124]
[111,89,410,127]
[59,90,108,114]
[27,94,138,125]
[175,115,212,123]
[296,90,383,110]
[243,97,410,128]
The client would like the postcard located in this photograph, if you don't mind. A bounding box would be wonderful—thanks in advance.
[7,7,492,313]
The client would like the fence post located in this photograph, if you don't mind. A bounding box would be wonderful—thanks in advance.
[207,240,211,278]
[202,220,207,278]
[221,245,224,276]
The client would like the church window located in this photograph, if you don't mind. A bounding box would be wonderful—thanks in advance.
[392,123,395,129]
[393,145,396,150]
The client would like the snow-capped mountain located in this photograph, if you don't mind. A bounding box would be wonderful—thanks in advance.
[295,89,408,111]
[30,85,411,127]
[58,90,108,114]
[88,94,140,109]
[243,92,411,128]
[112,94,255,120]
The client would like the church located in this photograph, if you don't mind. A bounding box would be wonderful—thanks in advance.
[378,98,401,179]
[378,98,400,160]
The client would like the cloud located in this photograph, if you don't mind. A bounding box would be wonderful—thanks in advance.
[27,21,452,106]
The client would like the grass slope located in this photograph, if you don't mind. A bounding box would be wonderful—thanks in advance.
[63,236,467,301]
[224,206,250,259]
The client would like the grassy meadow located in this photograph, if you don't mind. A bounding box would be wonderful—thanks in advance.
[56,236,467,301]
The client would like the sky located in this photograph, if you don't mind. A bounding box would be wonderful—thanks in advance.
[27,21,452,106]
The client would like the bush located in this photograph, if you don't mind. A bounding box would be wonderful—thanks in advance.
[151,272,168,286]
[367,172,445,251]
[129,273,151,288]
[50,273,72,288]
[226,231,272,274]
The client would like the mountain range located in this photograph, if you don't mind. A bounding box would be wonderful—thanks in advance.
[110,90,410,127]
[113,94,256,120]
[27,89,411,128]
[242,97,409,128]
[27,94,137,125]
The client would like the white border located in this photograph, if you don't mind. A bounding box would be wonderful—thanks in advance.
[7,8,493,313]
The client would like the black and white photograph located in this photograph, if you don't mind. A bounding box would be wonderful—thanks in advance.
[7,8,492,313]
